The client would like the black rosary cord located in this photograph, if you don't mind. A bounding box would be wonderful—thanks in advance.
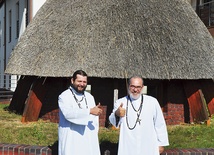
[69,88,88,109]
[126,95,143,130]
[128,95,142,112]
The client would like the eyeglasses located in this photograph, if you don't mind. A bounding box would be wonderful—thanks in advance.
[129,85,143,90]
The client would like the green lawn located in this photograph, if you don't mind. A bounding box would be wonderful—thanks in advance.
[0,103,214,149]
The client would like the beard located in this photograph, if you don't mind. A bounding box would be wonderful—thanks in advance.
[128,91,141,100]
[71,84,86,94]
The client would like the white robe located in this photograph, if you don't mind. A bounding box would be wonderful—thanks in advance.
[109,95,169,155]
[58,87,100,155]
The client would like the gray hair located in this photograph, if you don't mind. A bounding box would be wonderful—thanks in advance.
[128,75,144,85]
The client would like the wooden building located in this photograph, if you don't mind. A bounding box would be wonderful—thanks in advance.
[4,0,214,126]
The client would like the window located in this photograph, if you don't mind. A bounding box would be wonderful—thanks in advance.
[197,0,214,26]
[16,1,19,38]
[204,0,212,3]
[25,0,29,27]
[203,0,212,7]
[0,22,1,47]
[9,10,11,42]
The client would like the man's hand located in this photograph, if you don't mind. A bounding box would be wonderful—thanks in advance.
[159,146,164,154]
[90,103,103,116]
[115,103,126,117]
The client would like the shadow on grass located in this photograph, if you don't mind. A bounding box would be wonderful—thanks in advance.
[100,141,118,155]
[49,141,118,155]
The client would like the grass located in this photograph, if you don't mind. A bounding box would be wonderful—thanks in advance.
[0,103,214,149]
[166,124,214,149]
[0,104,58,146]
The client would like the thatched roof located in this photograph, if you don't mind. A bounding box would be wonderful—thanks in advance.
[5,0,214,79]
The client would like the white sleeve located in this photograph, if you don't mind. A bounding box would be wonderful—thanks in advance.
[58,93,91,125]
[109,99,123,128]
[153,100,169,146]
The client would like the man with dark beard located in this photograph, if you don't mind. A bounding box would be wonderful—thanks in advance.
[109,75,169,155]
[58,70,102,155]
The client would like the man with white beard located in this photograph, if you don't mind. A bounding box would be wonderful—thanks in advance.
[109,76,169,155]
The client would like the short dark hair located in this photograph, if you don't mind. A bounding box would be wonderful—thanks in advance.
[72,70,87,81]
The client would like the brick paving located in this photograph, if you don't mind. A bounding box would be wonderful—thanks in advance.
[0,143,214,155]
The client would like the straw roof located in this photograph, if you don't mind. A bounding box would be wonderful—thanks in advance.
[5,0,214,79]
